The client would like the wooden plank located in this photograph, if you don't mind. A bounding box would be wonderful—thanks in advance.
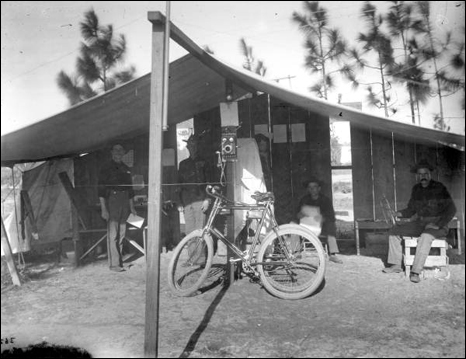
[350,126,373,220]
[404,238,447,247]
[194,106,222,176]
[270,98,293,224]
[372,131,395,220]
[237,97,250,138]
[70,201,81,267]
[1,217,21,286]
[306,110,332,197]
[404,255,447,266]
[145,14,165,357]
[125,237,145,254]
[225,161,236,285]
[79,233,107,261]
[393,136,416,211]
[289,107,311,200]
[237,97,252,138]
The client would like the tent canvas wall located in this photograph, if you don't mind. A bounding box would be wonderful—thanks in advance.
[21,159,74,247]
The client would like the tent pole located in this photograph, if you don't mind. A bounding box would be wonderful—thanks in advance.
[145,11,167,358]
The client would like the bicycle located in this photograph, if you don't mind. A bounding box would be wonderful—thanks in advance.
[167,185,327,300]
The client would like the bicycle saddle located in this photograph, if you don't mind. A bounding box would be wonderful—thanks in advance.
[251,191,274,202]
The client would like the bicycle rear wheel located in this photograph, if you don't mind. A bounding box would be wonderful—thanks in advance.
[167,229,214,297]
[257,224,326,300]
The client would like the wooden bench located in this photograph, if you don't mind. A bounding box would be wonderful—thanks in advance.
[403,237,448,278]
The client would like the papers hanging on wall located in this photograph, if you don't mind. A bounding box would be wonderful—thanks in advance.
[291,123,306,142]
[272,124,287,143]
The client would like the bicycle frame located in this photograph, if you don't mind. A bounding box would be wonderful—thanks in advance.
[202,189,284,266]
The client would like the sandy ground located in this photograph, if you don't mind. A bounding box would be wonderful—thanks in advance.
[1,242,465,358]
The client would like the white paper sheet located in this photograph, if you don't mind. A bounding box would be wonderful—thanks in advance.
[127,213,145,229]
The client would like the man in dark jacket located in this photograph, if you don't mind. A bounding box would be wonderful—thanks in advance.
[383,159,456,283]
[98,143,137,272]
[177,133,213,235]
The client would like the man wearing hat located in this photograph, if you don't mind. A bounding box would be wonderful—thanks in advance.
[383,159,456,283]
[295,176,343,264]
[98,142,137,272]
[178,133,213,236]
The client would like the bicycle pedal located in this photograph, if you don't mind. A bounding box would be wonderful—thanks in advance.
[249,277,261,284]
[229,257,242,263]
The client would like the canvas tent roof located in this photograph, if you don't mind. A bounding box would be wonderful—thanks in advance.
[1,11,464,166]
[0,52,250,166]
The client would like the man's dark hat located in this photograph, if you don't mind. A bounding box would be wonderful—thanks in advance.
[303,176,322,188]
[411,159,435,173]
[183,130,209,144]
[183,134,200,144]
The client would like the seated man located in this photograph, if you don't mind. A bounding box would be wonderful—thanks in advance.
[295,177,343,264]
[383,159,456,283]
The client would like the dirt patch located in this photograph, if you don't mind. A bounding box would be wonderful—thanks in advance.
[1,243,465,358]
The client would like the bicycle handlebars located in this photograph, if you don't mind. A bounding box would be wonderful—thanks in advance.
[206,185,223,198]
[206,185,274,203]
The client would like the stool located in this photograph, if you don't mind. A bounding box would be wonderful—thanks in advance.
[403,237,448,278]
[298,221,327,254]
[318,235,329,255]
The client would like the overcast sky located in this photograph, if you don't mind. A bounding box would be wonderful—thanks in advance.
[1,1,464,136]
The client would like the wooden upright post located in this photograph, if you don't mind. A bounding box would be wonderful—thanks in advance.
[71,203,82,268]
[145,11,167,358]
[225,161,236,285]
[222,81,238,285]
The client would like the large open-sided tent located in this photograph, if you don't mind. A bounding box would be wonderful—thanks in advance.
[2,12,464,229]
[2,10,465,242]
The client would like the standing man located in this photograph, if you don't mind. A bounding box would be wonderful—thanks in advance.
[383,159,456,283]
[296,177,343,264]
[177,133,213,235]
[98,143,137,272]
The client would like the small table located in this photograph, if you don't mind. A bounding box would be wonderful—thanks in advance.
[354,217,462,256]
[354,219,391,255]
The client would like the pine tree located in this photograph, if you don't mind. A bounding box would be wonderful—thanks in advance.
[239,38,267,77]
[415,1,465,131]
[292,1,347,100]
[57,9,136,106]
[355,2,396,117]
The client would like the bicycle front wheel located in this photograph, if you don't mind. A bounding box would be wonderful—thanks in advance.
[167,229,214,297]
[257,224,326,300]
